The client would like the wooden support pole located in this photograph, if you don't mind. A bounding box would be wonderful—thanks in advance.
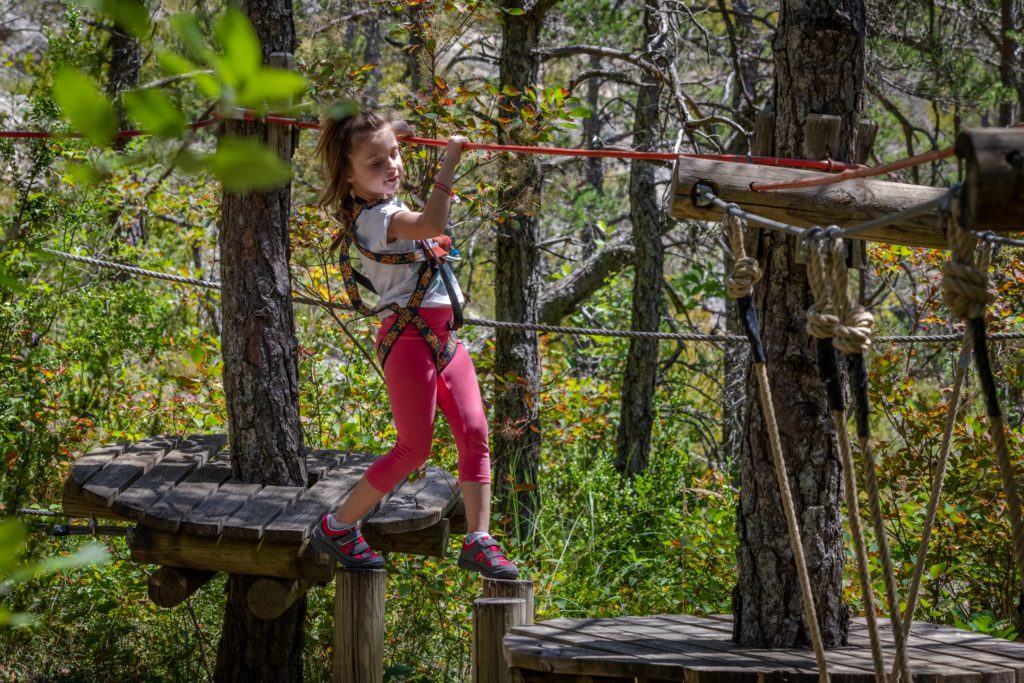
[246,577,310,620]
[473,597,526,683]
[956,128,1024,232]
[147,566,217,608]
[483,578,535,625]
[671,157,949,248]
[333,568,386,683]
[267,52,296,161]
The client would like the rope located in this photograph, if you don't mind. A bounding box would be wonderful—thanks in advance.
[805,234,886,683]
[941,197,1024,593]
[40,249,1024,345]
[891,242,988,681]
[751,148,955,192]
[726,213,830,683]
[828,237,914,683]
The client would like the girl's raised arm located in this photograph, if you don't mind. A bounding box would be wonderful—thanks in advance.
[387,135,467,241]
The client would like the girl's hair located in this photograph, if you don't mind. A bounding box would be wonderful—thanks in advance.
[315,109,391,233]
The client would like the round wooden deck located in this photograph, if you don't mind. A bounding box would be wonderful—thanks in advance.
[504,614,1024,683]
[61,434,465,583]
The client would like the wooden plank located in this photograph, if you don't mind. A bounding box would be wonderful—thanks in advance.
[219,486,304,541]
[503,633,689,681]
[671,157,951,249]
[109,435,225,520]
[78,435,180,508]
[680,615,984,683]
[366,518,450,557]
[128,524,333,582]
[142,461,233,532]
[305,449,352,484]
[179,481,263,537]
[262,452,378,544]
[66,441,131,493]
[363,467,459,535]
[61,477,135,521]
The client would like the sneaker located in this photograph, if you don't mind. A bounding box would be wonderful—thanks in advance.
[457,536,519,579]
[310,515,385,569]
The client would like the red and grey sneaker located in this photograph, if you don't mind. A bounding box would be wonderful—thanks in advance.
[311,515,385,569]
[457,535,519,579]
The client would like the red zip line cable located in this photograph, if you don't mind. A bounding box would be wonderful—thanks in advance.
[750,147,956,192]
[1,108,865,172]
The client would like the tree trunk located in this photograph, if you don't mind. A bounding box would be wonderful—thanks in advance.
[613,3,669,477]
[105,25,141,154]
[492,0,555,543]
[215,2,308,680]
[733,0,865,649]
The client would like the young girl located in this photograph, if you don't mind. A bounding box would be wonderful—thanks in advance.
[310,110,517,580]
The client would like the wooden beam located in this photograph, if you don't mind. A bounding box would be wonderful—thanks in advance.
[671,157,949,248]
[956,128,1024,232]
[473,598,527,683]
[333,568,386,683]
[147,566,218,608]
[247,577,310,620]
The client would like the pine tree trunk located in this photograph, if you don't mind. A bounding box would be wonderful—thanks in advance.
[614,4,668,477]
[105,25,140,154]
[733,0,865,649]
[215,1,307,680]
[492,0,553,542]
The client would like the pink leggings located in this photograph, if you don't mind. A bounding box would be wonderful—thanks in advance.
[364,306,492,493]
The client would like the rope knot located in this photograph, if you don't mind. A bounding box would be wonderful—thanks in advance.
[726,256,762,299]
[941,198,996,321]
[833,305,874,355]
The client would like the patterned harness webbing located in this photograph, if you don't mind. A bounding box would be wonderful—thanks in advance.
[331,198,459,372]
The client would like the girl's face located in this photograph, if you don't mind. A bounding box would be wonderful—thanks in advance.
[347,125,404,200]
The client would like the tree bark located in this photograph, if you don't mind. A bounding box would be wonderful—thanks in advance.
[105,25,141,154]
[215,2,308,680]
[733,0,865,649]
[492,0,555,542]
[613,2,669,477]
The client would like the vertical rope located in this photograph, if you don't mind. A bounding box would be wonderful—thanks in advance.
[941,200,1024,589]
[829,238,914,683]
[726,211,830,683]
[892,244,991,681]
[805,232,886,683]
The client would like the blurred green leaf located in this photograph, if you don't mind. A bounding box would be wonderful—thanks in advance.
[171,13,215,65]
[237,68,307,109]
[207,136,291,191]
[327,100,360,121]
[81,0,151,39]
[156,47,197,75]
[123,89,186,139]
[214,8,262,88]
[53,68,117,146]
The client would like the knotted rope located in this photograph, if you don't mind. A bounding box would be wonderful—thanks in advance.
[726,211,830,683]
[893,237,994,681]
[827,237,914,683]
[804,230,885,683]
[941,197,1024,592]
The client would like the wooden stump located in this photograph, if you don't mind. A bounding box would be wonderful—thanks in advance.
[484,578,535,625]
[147,566,217,608]
[473,597,527,683]
[333,568,386,683]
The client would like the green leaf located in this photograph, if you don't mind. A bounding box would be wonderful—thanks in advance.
[173,148,207,175]
[53,68,117,146]
[503,6,525,14]
[171,13,215,65]
[80,0,151,38]
[214,8,262,88]
[0,521,27,575]
[568,107,591,118]
[65,161,111,185]
[156,47,197,75]
[236,68,307,109]
[123,89,186,139]
[207,137,292,191]
[326,100,359,121]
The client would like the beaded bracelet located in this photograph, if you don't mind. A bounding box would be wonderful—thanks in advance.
[433,181,453,197]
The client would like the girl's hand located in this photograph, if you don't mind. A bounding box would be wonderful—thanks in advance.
[446,135,469,154]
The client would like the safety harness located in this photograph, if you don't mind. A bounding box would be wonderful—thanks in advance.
[330,197,463,372]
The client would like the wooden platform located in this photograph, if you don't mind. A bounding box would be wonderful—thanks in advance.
[505,614,1024,683]
[62,434,465,583]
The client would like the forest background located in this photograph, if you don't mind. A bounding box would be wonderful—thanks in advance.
[1,0,1024,681]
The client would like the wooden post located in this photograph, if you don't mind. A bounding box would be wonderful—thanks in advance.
[849,119,879,271]
[473,597,526,683]
[267,52,295,161]
[803,114,842,161]
[147,566,217,608]
[752,110,775,157]
[483,578,535,625]
[247,577,310,620]
[334,568,386,683]
[955,128,1024,231]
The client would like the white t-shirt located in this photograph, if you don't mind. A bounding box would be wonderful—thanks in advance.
[354,196,465,320]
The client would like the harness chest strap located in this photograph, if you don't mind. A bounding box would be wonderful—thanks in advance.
[330,199,462,371]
